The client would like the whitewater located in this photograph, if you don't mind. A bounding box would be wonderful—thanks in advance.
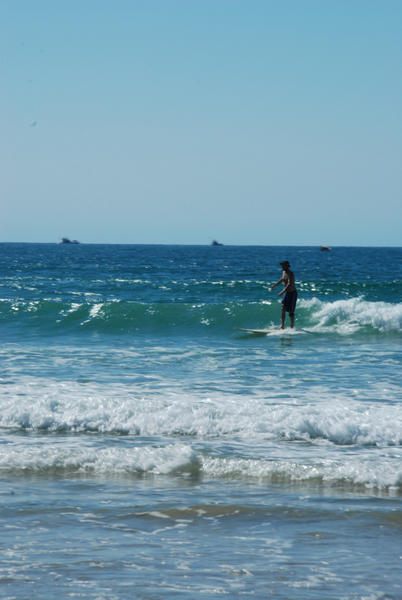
[0,243,401,599]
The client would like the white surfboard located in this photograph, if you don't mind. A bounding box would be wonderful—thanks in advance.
[235,327,277,335]
[235,327,313,335]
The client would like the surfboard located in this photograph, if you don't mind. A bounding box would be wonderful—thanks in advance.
[235,327,313,335]
[235,327,277,335]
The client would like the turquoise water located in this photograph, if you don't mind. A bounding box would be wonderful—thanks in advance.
[1,244,401,599]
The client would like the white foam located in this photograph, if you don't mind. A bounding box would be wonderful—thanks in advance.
[301,297,402,333]
[0,377,401,447]
[0,431,399,489]
[0,442,197,476]
[1,357,401,491]
[200,454,402,490]
[89,303,103,319]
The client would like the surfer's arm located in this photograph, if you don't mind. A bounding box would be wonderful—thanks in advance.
[278,282,289,296]
[270,277,283,291]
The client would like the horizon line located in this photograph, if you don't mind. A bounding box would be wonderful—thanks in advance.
[1,241,401,249]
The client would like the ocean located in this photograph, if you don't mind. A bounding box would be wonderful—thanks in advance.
[0,243,401,600]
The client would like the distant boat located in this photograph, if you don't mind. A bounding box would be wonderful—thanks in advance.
[320,245,331,251]
[211,240,223,246]
[60,238,80,244]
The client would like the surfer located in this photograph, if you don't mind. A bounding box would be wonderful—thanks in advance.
[270,260,297,328]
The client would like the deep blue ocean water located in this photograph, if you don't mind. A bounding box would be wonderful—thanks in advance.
[0,243,401,599]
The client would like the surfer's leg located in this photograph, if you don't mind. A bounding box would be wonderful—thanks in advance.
[289,292,297,328]
[281,306,286,329]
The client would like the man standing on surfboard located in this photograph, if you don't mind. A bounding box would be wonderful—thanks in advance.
[270,261,297,328]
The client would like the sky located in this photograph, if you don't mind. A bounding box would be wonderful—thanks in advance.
[2,0,401,246]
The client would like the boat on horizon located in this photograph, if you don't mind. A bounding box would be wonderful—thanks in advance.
[60,238,80,244]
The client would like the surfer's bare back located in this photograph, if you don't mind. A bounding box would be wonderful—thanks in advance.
[270,260,298,328]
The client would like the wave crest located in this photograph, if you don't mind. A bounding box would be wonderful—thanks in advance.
[301,297,402,334]
[1,297,401,337]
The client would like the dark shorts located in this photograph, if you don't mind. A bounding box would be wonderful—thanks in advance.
[282,291,297,314]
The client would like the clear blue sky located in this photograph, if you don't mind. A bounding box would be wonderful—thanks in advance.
[2,0,401,245]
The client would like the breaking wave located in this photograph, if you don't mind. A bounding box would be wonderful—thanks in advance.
[0,297,401,338]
